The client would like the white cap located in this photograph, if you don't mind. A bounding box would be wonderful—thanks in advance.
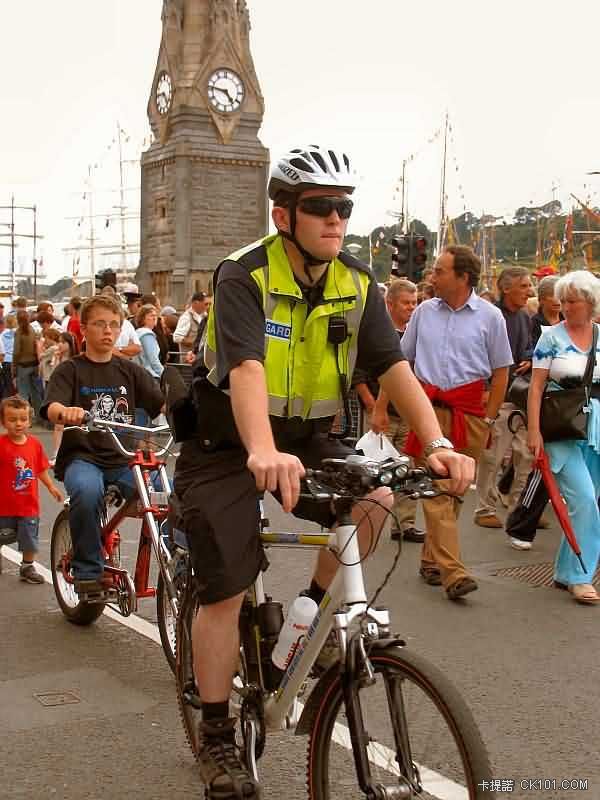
[121,282,141,296]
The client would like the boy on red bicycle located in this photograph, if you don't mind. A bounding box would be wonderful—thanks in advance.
[40,295,165,595]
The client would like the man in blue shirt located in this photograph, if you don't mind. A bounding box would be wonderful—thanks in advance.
[402,245,513,598]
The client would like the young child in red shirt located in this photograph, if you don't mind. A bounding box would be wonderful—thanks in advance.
[0,395,63,583]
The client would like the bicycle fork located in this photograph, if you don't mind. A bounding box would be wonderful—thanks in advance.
[334,510,416,799]
[342,637,418,800]
[131,461,179,620]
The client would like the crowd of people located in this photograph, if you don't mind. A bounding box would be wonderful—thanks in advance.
[0,287,210,585]
[351,260,600,607]
[1,141,600,800]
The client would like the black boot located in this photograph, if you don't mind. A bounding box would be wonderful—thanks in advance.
[196,717,260,799]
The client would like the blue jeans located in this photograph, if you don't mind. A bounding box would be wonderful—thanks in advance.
[15,365,42,416]
[63,460,138,581]
[0,516,39,552]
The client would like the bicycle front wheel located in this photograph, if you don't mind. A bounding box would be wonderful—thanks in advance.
[307,646,492,800]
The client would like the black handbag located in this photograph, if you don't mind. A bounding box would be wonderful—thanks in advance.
[540,324,598,442]
[506,374,530,412]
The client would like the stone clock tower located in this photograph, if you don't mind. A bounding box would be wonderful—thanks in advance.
[138,0,269,306]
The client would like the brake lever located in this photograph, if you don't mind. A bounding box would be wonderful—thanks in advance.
[302,474,339,501]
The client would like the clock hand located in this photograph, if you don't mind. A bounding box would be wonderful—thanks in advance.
[215,83,235,104]
[213,87,229,101]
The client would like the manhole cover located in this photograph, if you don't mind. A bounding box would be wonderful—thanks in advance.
[491,562,600,588]
[34,691,80,707]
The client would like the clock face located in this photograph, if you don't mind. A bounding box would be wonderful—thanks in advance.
[156,71,173,116]
[207,69,245,114]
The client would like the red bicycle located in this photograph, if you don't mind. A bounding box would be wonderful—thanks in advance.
[50,415,187,672]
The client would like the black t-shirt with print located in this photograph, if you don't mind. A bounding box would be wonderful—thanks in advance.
[41,354,164,480]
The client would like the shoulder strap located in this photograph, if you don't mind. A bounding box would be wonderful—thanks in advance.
[338,249,372,276]
[583,323,599,388]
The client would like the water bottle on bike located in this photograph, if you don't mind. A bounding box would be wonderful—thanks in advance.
[271,595,318,670]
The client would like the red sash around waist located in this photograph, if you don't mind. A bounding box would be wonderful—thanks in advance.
[404,379,486,457]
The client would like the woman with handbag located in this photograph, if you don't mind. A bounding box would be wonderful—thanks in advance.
[527,271,600,604]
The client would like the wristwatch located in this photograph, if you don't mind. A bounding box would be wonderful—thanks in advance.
[423,437,454,458]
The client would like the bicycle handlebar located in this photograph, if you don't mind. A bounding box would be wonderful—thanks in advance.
[301,454,443,501]
[64,411,175,459]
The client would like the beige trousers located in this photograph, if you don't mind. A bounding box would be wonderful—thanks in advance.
[416,407,489,588]
[474,402,533,517]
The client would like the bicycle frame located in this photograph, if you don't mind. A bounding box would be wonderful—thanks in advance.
[251,513,390,733]
[99,451,173,611]
[59,418,179,620]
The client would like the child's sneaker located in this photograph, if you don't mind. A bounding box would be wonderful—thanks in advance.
[19,563,44,584]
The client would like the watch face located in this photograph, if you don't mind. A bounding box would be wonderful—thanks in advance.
[207,68,245,113]
[156,71,173,115]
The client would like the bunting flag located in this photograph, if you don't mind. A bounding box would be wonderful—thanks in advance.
[446,219,456,246]
[549,241,561,270]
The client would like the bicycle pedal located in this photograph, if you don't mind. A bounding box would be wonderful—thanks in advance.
[79,588,115,604]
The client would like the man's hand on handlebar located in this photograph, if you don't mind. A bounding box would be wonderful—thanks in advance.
[425,450,475,496]
[246,449,305,513]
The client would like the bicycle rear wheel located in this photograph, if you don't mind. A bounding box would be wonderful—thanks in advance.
[307,645,493,800]
[175,579,255,759]
[156,548,188,675]
[175,578,202,755]
[50,509,105,626]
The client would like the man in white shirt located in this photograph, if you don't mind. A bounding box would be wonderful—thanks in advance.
[60,303,72,332]
[113,317,141,359]
[173,291,211,356]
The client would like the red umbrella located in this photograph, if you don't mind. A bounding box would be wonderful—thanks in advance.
[535,449,586,572]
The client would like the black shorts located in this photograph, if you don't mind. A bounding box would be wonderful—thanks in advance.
[173,434,353,605]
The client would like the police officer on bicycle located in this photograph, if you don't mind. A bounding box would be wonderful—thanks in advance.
[173,145,474,800]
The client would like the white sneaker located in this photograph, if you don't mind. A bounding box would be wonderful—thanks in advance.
[510,537,532,551]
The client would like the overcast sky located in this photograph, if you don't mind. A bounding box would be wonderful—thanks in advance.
[2,0,600,283]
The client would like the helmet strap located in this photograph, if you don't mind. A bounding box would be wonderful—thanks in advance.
[279,196,328,285]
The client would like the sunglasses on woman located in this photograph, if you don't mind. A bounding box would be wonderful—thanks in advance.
[297,196,354,220]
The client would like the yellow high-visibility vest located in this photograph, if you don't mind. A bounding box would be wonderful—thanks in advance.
[205,234,370,420]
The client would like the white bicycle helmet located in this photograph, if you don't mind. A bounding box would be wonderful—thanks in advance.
[268,145,357,200]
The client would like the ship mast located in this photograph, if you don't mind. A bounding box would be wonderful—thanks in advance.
[437,111,449,253]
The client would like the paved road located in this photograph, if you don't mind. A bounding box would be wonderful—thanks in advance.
[1,429,598,799]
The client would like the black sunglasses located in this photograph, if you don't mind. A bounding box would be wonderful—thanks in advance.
[297,196,354,220]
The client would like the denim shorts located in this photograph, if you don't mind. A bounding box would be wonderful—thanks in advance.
[0,516,40,552]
